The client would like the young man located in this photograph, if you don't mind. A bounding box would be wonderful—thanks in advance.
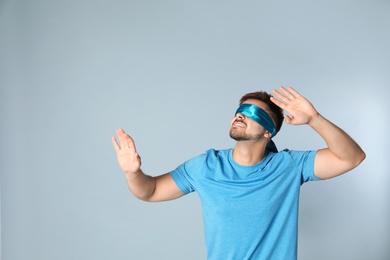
[112,86,365,259]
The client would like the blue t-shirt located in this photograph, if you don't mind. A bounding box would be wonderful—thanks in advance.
[169,148,320,260]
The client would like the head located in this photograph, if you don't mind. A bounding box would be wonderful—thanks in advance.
[229,91,284,141]
[239,91,284,134]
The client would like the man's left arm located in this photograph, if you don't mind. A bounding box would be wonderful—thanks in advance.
[308,113,366,179]
[271,86,366,179]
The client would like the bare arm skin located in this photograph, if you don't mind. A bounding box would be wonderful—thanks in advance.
[271,87,366,179]
[112,128,184,202]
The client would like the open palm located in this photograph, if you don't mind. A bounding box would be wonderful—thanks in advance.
[270,87,319,125]
[112,128,141,174]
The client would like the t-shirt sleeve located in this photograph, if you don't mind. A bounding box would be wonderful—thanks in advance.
[169,154,205,194]
[286,149,322,183]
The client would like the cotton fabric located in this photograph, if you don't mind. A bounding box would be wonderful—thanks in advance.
[170,148,320,260]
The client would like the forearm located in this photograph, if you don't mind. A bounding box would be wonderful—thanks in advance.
[125,170,156,201]
[309,113,366,165]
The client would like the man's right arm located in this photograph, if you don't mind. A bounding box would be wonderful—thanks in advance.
[112,128,184,202]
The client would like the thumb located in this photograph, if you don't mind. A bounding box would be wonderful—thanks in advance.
[284,114,293,124]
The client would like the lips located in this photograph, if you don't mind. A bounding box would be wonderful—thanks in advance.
[233,120,246,128]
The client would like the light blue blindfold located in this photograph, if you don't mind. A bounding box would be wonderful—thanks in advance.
[235,104,276,137]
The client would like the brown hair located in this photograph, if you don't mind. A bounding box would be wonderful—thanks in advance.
[239,91,284,135]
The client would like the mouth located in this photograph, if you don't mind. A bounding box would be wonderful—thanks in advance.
[232,120,246,128]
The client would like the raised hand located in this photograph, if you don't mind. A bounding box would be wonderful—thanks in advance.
[270,86,319,125]
[112,128,141,174]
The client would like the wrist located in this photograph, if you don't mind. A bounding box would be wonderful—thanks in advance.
[308,112,322,127]
[124,169,142,177]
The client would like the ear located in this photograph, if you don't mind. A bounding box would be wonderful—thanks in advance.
[264,131,272,139]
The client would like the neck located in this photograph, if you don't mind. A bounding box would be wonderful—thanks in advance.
[232,140,267,166]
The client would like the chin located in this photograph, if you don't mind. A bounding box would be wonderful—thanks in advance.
[229,132,248,141]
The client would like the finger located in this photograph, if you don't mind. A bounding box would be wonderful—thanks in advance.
[284,114,292,124]
[116,128,126,138]
[271,89,290,105]
[117,128,137,152]
[116,128,129,148]
[125,135,137,152]
[135,152,142,163]
[279,86,295,100]
[286,87,301,98]
[112,136,120,152]
[270,96,287,109]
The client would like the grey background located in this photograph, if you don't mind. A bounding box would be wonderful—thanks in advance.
[1,0,389,259]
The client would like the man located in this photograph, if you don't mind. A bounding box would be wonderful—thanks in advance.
[112,86,365,259]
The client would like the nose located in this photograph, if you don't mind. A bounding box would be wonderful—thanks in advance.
[236,113,246,120]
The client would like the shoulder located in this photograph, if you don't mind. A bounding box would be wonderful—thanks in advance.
[277,149,317,160]
[271,149,320,182]
[204,148,231,157]
[266,149,317,167]
[180,148,231,167]
[204,148,231,163]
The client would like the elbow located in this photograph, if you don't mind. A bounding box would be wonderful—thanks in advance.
[134,190,157,202]
[352,149,366,168]
[135,194,152,202]
[129,188,156,202]
[361,150,366,161]
[341,149,366,175]
[357,150,366,165]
